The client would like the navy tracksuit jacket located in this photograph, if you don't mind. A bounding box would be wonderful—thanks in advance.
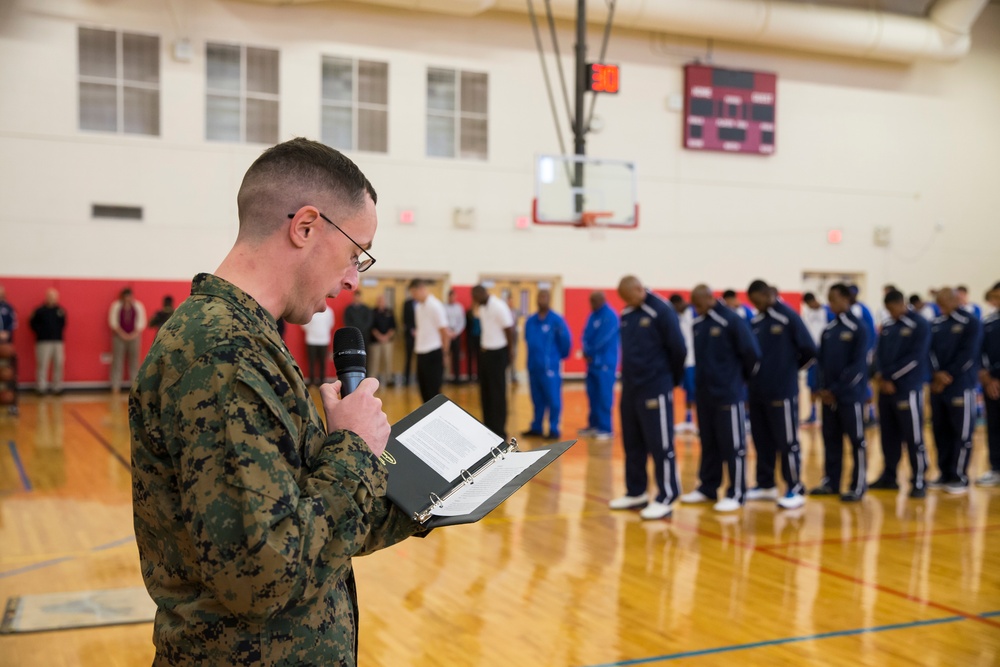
[818,310,870,495]
[582,303,619,434]
[619,292,687,504]
[524,310,571,437]
[981,312,1000,473]
[748,301,817,495]
[930,310,983,485]
[874,311,931,488]
[692,301,761,503]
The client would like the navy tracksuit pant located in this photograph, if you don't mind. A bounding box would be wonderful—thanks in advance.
[878,389,929,489]
[987,394,1000,473]
[696,401,747,502]
[748,397,803,495]
[620,380,679,505]
[529,367,562,437]
[931,389,976,485]
[586,366,615,433]
[821,401,867,495]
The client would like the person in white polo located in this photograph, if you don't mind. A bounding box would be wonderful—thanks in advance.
[472,284,515,440]
[411,278,450,402]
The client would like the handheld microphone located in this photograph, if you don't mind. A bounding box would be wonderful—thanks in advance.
[333,326,367,396]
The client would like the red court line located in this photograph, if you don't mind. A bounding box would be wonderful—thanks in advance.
[667,518,1000,630]
[756,522,1000,551]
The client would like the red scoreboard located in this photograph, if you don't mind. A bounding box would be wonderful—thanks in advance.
[683,64,776,155]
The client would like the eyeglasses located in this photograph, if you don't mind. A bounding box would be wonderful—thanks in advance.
[288,211,376,273]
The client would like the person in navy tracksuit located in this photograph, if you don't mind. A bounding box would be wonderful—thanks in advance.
[929,287,983,494]
[746,280,817,509]
[581,291,619,440]
[522,289,571,440]
[849,285,878,424]
[609,276,687,521]
[976,283,1000,487]
[871,290,931,497]
[682,285,761,513]
[812,283,870,502]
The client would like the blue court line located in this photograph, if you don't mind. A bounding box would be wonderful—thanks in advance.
[7,440,32,491]
[91,535,136,552]
[0,557,73,579]
[577,613,993,667]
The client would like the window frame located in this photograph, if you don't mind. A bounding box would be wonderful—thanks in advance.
[205,41,280,144]
[320,55,389,154]
[426,66,488,161]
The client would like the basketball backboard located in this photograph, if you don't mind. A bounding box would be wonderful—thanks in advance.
[532,154,638,228]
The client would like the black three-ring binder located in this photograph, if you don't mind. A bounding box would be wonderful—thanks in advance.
[384,394,575,528]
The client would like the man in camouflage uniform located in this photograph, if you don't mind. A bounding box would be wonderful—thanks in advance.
[130,138,427,666]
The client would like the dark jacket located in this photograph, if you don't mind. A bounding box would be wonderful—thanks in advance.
[692,300,761,404]
[620,291,686,389]
[749,301,816,401]
[875,311,931,394]
[930,310,983,396]
[818,310,870,403]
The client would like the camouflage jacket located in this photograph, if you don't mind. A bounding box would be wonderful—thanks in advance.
[130,273,425,666]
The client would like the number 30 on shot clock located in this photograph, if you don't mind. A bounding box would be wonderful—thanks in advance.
[587,63,619,94]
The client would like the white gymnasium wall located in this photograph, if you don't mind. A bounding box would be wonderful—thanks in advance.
[1,0,998,300]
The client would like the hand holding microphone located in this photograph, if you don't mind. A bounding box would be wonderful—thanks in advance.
[321,327,389,457]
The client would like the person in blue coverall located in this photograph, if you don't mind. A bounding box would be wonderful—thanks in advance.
[521,289,571,440]
[871,289,932,497]
[745,280,817,510]
[929,287,983,494]
[680,285,761,513]
[812,283,870,502]
[609,276,687,521]
[580,291,619,441]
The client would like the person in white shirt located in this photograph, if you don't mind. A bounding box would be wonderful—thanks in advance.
[800,292,830,424]
[445,289,466,382]
[411,278,450,402]
[472,284,515,439]
[302,304,334,386]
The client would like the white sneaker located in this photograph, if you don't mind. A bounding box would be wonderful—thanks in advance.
[594,431,613,441]
[680,490,713,504]
[746,487,778,501]
[577,427,598,436]
[639,500,673,520]
[777,492,806,510]
[975,470,1000,487]
[944,482,969,495]
[714,497,742,512]
[675,422,693,433]
[609,493,648,510]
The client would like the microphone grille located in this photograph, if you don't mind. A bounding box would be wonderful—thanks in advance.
[333,326,367,372]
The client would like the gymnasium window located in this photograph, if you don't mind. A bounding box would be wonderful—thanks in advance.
[78,27,160,135]
[322,57,389,153]
[206,43,279,144]
[426,68,488,160]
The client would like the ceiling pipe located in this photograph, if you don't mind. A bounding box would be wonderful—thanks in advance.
[239,0,989,63]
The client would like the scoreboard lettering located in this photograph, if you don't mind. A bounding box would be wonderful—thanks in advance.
[683,64,776,155]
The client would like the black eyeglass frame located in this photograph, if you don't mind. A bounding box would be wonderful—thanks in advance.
[287,211,376,272]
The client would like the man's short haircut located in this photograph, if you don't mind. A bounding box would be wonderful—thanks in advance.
[722,289,737,300]
[908,294,921,306]
[669,294,684,306]
[237,137,377,240]
[993,281,1000,291]
[747,280,770,296]
[956,285,969,294]
[884,289,904,305]
[408,278,428,290]
[829,283,852,300]
[803,292,816,302]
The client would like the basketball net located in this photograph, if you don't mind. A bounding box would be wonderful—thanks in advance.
[575,211,613,228]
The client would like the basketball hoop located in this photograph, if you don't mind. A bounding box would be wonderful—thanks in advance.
[575,211,613,228]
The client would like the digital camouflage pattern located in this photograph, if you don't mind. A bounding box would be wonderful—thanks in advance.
[130,273,426,666]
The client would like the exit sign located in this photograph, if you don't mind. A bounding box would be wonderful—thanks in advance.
[587,63,619,94]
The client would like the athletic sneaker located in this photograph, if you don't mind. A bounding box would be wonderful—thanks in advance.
[944,482,969,495]
[713,497,742,512]
[777,491,806,510]
[868,477,899,491]
[609,493,649,510]
[809,484,837,496]
[680,490,714,504]
[927,477,945,489]
[840,492,864,503]
[675,422,695,434]
[975,470,1000,487]
[594,431,613,442]
[908,486,927,499]
[746,487,778,501]
[639,500,673,520]
[577,427,598,436]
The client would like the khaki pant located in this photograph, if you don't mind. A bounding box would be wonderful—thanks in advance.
[111,335,141,390]
[35,341,65,392]
[369,340,394,385]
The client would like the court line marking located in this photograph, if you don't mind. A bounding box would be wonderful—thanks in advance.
[68,408,130,470]
[756,522,1000,550]
[7,440,32,491]
[577,612,996,667]
[0,535,136,578]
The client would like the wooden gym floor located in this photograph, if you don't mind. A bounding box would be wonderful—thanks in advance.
[1,381,998,666]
